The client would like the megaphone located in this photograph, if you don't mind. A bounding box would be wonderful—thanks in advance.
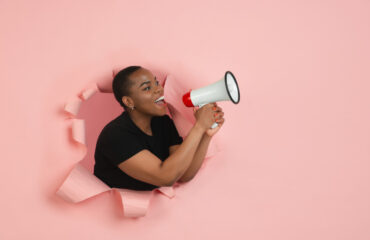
[182,71,240,129]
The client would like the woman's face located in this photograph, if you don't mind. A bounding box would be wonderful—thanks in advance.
[123,67,167,116]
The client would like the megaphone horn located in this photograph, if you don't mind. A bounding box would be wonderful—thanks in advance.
[182,71,240,107]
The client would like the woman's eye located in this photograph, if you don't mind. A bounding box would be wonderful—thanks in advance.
[144,81,159,90]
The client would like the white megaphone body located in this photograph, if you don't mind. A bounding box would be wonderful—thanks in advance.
[182,71,240,129]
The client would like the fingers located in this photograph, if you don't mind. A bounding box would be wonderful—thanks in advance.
[211,103,224,123]
[213,106,223,112]
[213,112,224,124]
[211,103,222,112]
[216,117,225,123]
[213,111,224,118]
[211,102,225,127]
[219,112,225,118]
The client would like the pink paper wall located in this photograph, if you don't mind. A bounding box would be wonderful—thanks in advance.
[1,0,369,239]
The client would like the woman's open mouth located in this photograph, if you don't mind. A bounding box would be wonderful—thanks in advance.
[154,96,167,108]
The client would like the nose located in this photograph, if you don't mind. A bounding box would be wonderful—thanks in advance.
[155,83,163,94]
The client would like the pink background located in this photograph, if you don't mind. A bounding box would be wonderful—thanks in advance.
[1,0,370,239]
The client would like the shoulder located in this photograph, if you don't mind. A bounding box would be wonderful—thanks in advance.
[97,117,134,144]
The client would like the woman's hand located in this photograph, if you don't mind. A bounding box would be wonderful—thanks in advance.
[193,103,225,137]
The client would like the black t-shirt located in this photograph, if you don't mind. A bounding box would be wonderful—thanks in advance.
[93,111,183,191]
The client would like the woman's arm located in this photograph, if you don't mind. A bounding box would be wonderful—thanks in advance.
[175,104,224,182]
[160,122,206,185]
[177,134,212,182]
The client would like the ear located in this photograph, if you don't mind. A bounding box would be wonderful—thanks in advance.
[121,96,132,108]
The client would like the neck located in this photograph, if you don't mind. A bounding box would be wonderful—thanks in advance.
[127,110,153,134]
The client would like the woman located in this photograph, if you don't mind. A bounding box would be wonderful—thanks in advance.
[93,66,225,190]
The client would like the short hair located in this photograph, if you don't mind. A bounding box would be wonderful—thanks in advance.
[112,66,142,111]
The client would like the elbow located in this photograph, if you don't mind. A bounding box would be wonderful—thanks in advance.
[160,177,177,187]
[158,171,179,187]
[164,180,176,187]
[158,162,185,186]
[161,173,190,187]
[177,175,194,183]
[158,162,193,187]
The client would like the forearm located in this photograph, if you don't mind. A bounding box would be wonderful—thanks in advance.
[160,123,205,185]
[178,134,212,182]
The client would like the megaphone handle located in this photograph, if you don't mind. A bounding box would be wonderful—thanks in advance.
[197,104,219,129]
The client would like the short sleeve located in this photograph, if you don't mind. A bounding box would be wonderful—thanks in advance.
[165,115,183,146]
[102,130,146,166]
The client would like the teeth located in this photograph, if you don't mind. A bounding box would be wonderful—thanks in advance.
[155,96,164,103]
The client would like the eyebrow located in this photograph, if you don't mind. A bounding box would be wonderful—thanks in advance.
[139,76,157,88]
